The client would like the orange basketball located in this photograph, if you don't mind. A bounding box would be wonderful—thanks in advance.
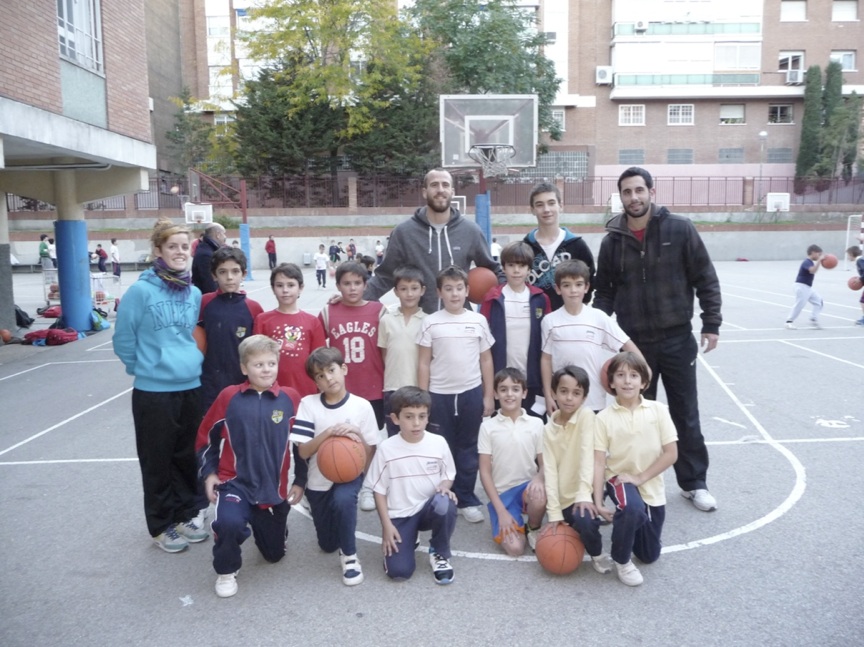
[0,329,11,343]
[535,523,585,575]
[848,276,863,291]
[468,266,498,304]
[821,253,838,269]
[600,357,615,395]
[192,325,207,354]
[317,435,366,483]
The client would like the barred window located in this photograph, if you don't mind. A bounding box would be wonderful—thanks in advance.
[57,0,103,73]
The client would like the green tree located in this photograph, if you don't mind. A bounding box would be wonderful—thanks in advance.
[409,0,562,141]
[240,0,429,138]
[165,88,214,173]
[840,93,862,183]
[794,65,822,193]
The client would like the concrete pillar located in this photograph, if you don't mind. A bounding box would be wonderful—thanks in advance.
[0,196,16,333]
[53,170,92,332]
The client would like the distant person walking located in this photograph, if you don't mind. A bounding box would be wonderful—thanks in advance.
[48,238,57,268]
[265,236,277,269]
[38,234,52,269]
[95,244,108,273]
[110,238,121,277]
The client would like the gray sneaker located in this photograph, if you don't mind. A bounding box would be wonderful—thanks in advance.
[176,519,209,543]
[153,525,188,553]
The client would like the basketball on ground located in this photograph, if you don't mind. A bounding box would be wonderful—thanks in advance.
[821,253,838,269]
[467,267,498,304]
[849,276,863,291]
[535,523,585,575]
[317,435,366,483]
[1,329,11,343]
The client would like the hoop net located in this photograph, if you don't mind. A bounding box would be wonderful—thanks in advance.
[468,144,516,177]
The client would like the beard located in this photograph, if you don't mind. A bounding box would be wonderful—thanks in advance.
[427,193,451,213]
[624,200,650,219]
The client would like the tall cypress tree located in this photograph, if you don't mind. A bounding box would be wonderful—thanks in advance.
[794,65,822,193]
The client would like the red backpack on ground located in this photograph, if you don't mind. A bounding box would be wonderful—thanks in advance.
[46,328,79,345]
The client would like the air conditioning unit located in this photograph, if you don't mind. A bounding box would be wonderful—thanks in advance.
[634,19,649,32]
[766,192,791,212]
[596,66,614,85]
[786,69,803,85]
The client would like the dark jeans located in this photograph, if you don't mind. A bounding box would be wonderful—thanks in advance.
[305,473,364,555]
[131,388,201,536]
[212,484,290,574]
[429,385,483,508]
[316,269,326,287]
[385,493,457,580]
[268,253,277,269]
[637,332,709,491]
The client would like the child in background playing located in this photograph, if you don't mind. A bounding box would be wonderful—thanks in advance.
[364,386,457,584]
[290,347,380,586]
[480,241,551,418]
[378,265,427,436]
[589,352,678,587]
[314,244,329,288]
[478,368,546,555]
[197,246,263,416]
[543,365,613,576]
[846,246,864,326]
[418,265,495,524]
[196,336,304,598]
[320,261,386,511]
[253,263,325,398]
[785,244,825,330]
[541,260,641,414]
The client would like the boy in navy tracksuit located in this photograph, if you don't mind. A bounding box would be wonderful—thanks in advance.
[196,335,306,598]
[480,241,551,418]
[196,247,263,416]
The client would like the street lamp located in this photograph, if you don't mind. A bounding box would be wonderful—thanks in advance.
[758,130,768,208]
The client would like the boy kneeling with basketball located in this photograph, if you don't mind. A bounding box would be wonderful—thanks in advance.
[290,347,380,586]
[364,386,458,584]
[196,335,303,598]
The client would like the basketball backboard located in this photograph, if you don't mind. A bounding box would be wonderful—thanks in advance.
[184,202,213,225]
[440,94,538,169]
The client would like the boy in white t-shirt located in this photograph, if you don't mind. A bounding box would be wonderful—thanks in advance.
[540,260,642,414]
[478,368,546,556]
[313,243,329,288]
[290,347,380,586]
[364,386,457,584]
[417,266,495,524]
[378,265,427,436]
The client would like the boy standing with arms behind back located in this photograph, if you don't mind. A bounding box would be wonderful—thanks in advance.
[418,266,495,524]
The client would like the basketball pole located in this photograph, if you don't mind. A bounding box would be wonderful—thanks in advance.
[238,179,253,281]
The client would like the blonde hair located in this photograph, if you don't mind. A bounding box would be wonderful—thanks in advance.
[238,335,281,365]
[150,218,191,250]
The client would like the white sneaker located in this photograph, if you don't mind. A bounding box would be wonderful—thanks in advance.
[591,553,614,574]
[615,560,643,586]
[190,507,208,531]
[681,488,717,511]
[429,551,454,585]
[215,572,238,598]
[526,527,540,552]
[784,321,796,330]
[809,319,822,330]
[339,550,364,586]
[359,488,375,512]
[459,505,484,523]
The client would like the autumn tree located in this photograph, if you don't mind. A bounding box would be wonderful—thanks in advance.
[165,88,214,173]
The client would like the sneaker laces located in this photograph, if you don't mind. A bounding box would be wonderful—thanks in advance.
[431,552,450,570]
[164,525,182,541]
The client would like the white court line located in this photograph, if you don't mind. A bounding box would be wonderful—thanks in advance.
[777,340,864,369]
[661,355,807,554]
[718,334,864,341]
[0,363,51,381]
[0,458,138,466]
[723,284,858,310]
[0,388,132,457]
[0,359,120,382]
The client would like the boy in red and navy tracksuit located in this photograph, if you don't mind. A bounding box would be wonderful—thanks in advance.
[196,335,306,598]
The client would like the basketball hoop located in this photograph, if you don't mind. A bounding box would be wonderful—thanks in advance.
[468,144,516,178]
[184,202,213,225]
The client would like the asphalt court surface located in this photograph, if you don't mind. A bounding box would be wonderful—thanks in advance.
[1,261,862,646]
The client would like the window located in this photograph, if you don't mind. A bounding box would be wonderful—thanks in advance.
[668,104,694,125]
[833,1,858,21]
[780,1,807,21]
[718,148,744,163]
[767,148,794,163]
[779,52,804,72]
[619,149,645,164]
[720,104,745,125]
[769,104,794,124]
[57,0,103,73]
[214,113,235,137]
[667,149,694,164]
[830,51,857,71]
[715,43,761,70]
[207,16,230,36]
[551,109,565,132]
[619,105,645,126]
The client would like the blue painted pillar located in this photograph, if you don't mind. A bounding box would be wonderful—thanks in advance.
[239,223,253,281]
[55,219,93,331]
[475,190,492,244]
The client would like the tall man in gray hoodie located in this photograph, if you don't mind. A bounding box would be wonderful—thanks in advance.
[364,169,503,313]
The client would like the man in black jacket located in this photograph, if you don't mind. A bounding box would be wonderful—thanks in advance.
[192,224,227,294]
[593,167,722,512]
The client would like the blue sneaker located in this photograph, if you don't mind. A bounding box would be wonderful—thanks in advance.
[429,550,454,585]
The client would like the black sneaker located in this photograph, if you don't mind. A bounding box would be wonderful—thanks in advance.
[429,551,454,585]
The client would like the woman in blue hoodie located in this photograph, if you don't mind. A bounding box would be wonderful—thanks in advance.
[114,218,209,553]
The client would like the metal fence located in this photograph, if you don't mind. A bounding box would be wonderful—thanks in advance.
[6,174,864,213]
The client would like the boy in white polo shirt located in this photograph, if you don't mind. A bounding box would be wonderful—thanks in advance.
[364,386,457,584]
[540,259,642,414]
[478,368,546,555]
[417,265,495,523]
